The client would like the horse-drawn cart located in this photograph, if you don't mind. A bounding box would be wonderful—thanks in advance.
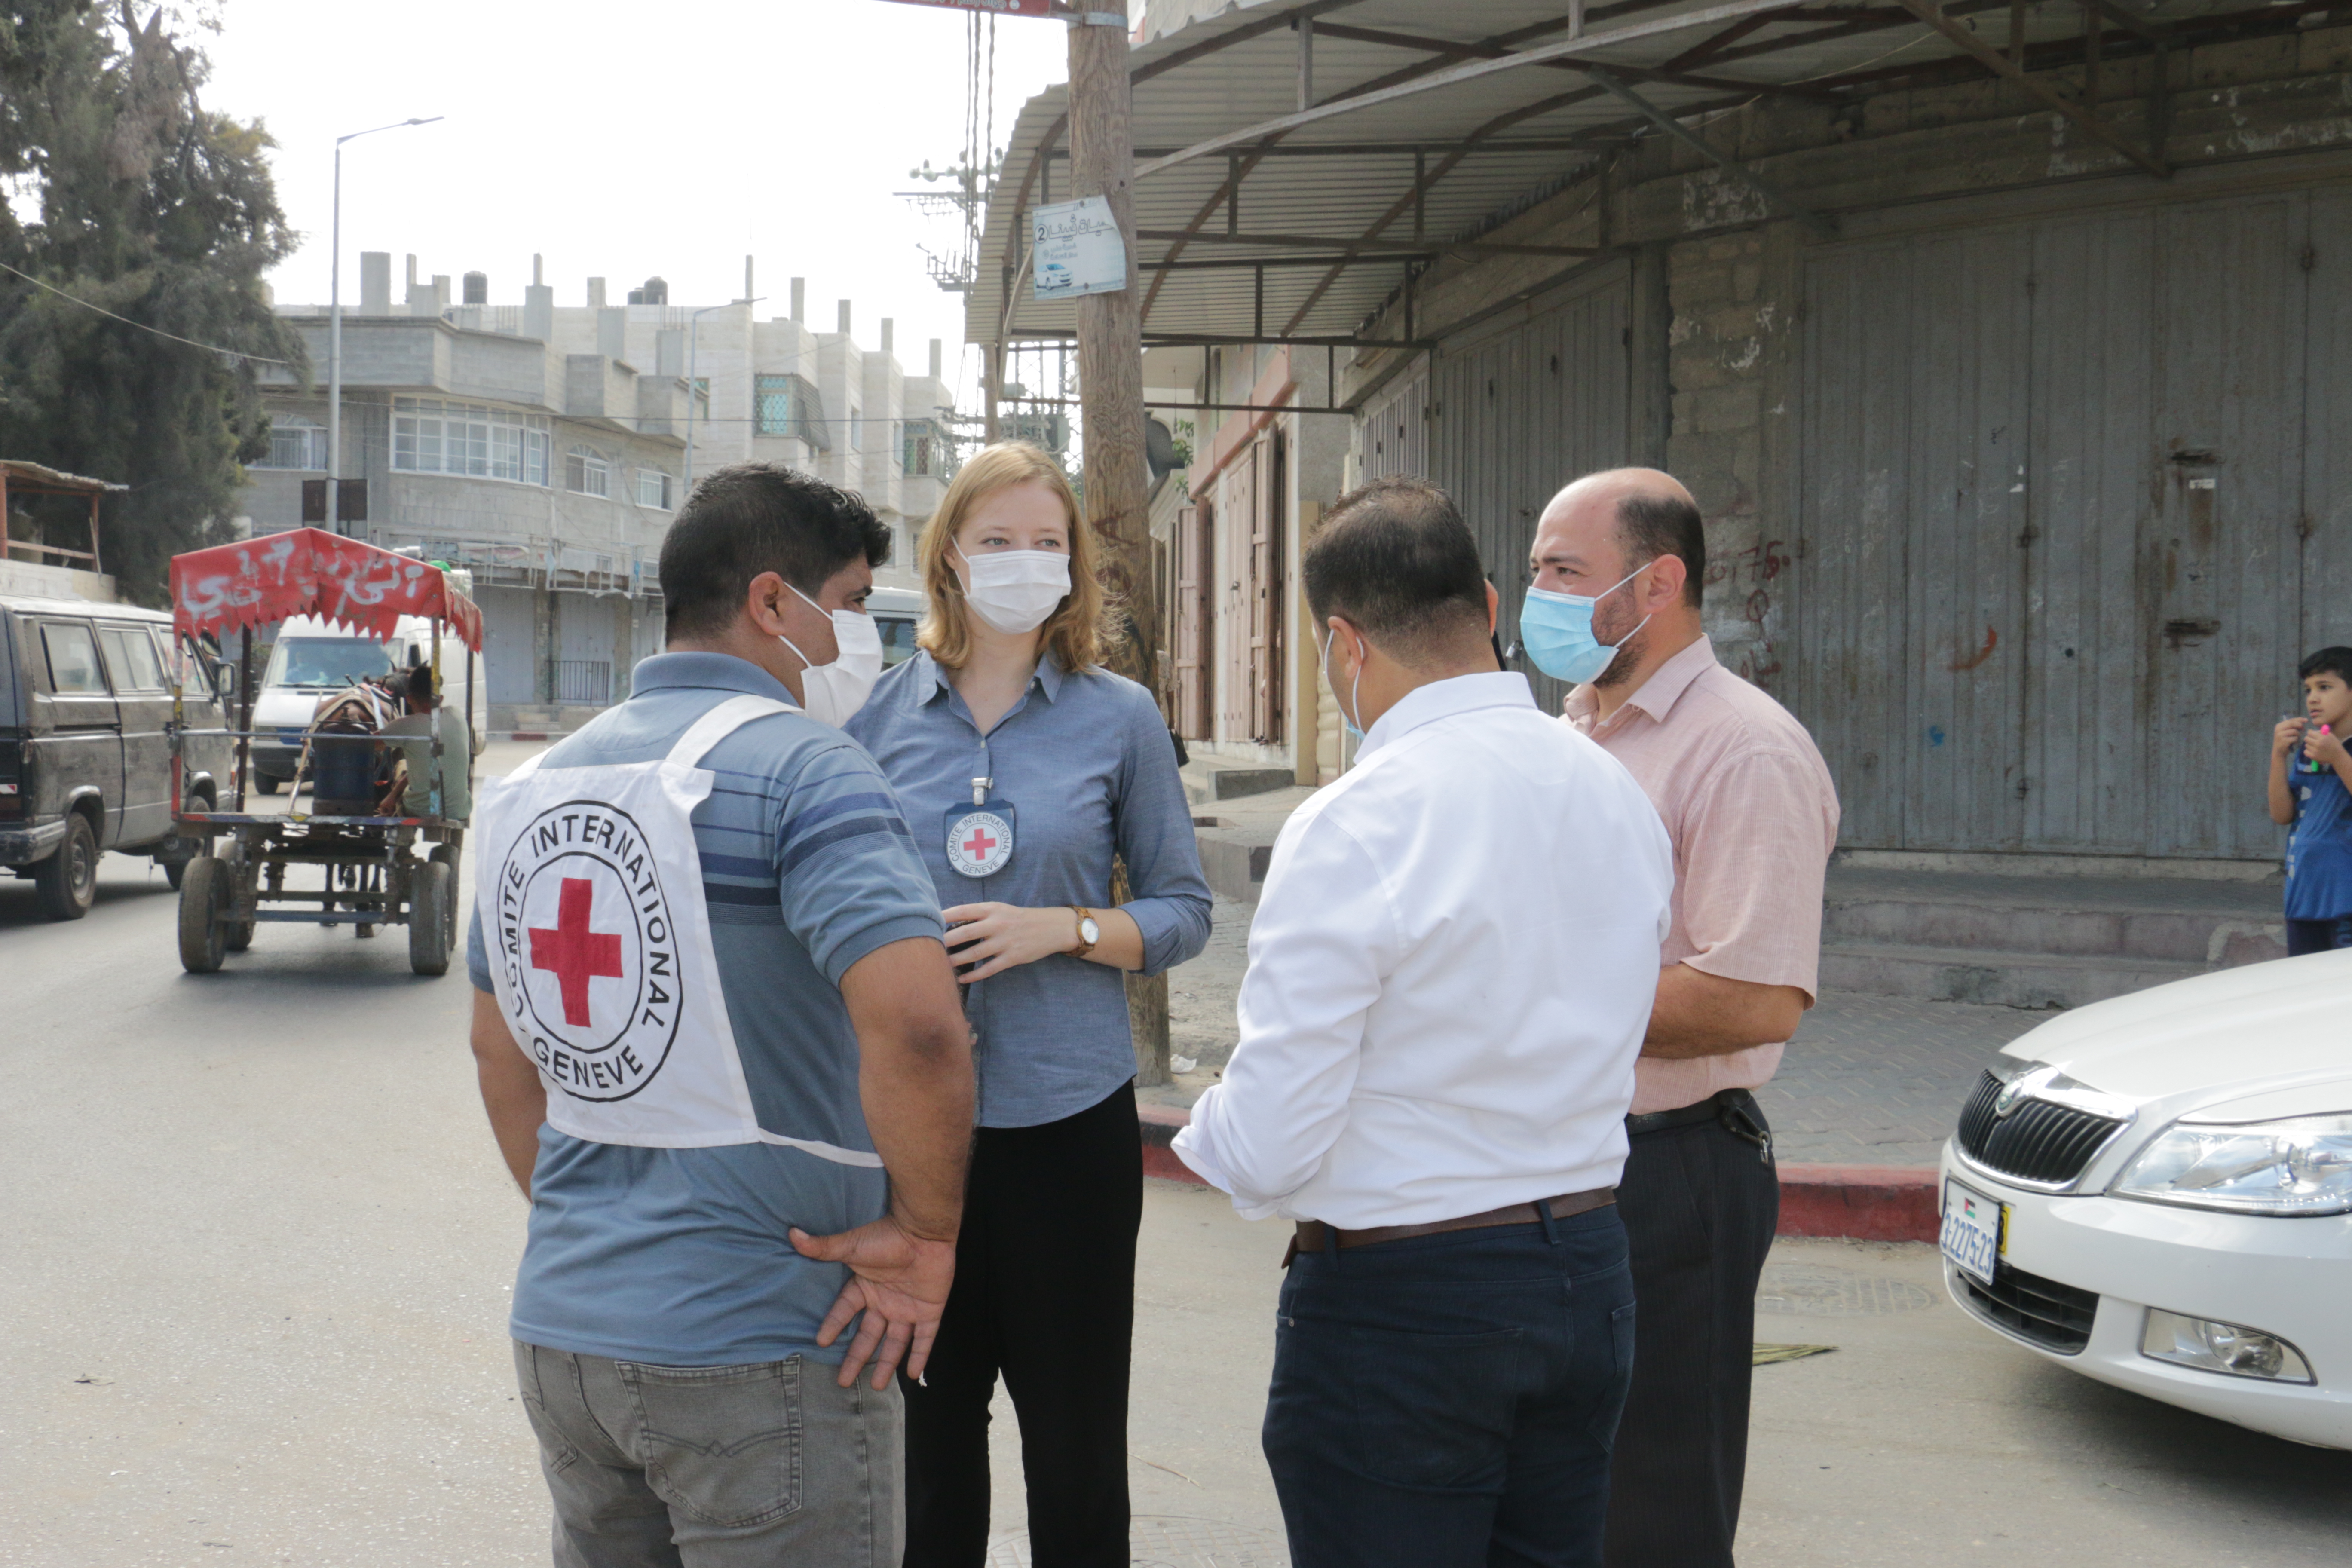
[164,530,482,976]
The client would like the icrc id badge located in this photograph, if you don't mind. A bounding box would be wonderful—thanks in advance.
[945,799,1017,879]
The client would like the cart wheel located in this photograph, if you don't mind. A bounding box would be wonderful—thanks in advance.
[164,856,187,891]
[410,861,453,976]
[256,774,281,796]
[429,844,462,927]
[178,857,228,974]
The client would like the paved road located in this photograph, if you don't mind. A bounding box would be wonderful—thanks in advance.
[4,756,2345,1565]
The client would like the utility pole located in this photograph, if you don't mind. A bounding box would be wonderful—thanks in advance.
[1064,0,1169,1082]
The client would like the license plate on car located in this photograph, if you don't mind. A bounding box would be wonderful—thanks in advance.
[1939,1179,2003,1287]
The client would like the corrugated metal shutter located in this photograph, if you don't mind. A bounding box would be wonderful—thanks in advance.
[1799,189,2315,859]
[1428,261,1632,715]
[1361,369,1429,479]
[1173,502,1211,739]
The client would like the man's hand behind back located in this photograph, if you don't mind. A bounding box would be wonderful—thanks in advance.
[796,933,974,1390]
[791,1216,957,1389]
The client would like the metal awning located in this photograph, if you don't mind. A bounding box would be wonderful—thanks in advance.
[970,0,2318,355]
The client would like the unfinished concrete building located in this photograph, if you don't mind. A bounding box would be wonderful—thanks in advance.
[974,0,2352,998]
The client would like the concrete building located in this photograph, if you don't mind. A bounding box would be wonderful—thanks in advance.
[977,0,2352,861]
[963,0,2352,1004]
[244,254,957,729]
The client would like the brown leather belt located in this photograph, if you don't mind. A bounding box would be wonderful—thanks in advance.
[1284,1188,1615,1267]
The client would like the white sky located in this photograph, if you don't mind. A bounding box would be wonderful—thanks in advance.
[199,0,1072,410]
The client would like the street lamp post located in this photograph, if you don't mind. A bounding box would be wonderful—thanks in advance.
[328,116,443,535]
[682,296,761,497]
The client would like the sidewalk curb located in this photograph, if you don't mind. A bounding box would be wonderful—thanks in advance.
[1137,1106,1939,1243]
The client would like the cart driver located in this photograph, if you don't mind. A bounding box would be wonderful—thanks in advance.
[380,665,472,821]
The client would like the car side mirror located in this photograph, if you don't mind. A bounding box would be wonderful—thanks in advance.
[213,664,238,699]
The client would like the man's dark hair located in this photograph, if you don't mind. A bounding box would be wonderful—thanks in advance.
[659,462,891,640]
[2300,646,2352,685]
[1303,476,1488,663]
[406,665,435,707]
[1617,489,1707,608]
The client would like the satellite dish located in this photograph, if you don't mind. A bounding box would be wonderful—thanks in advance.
[1145,416,1178,482]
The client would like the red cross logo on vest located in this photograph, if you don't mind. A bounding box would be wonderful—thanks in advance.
[529,877,624,1026]
[963,825,998,863]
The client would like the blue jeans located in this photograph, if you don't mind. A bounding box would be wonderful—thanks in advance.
[1261,1205,1637,1568]
[2285,916,2352,956]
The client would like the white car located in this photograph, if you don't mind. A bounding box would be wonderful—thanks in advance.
[1939,950,2352,1449]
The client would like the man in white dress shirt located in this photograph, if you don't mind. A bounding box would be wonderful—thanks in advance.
[1175,477,1674,1568]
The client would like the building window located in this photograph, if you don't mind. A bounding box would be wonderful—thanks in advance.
[848,404,863,450]
[392,397,550,484]
[256,419,330,471]
[903,419,950,478]
[634,467,673,510]
[752,374,833,451]
[566,447,610,498]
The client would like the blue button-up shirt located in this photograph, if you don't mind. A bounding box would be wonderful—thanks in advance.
[847,650,1213,1127]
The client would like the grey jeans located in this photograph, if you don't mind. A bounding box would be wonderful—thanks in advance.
[514,1340,903,1568]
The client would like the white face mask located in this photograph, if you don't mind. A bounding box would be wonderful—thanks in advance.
[777,583,884,727]
[953,543,1071,635]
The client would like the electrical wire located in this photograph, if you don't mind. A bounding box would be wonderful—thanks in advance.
[0,259,296,365]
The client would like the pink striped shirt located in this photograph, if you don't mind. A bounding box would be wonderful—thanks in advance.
[1565,636,1841,1115]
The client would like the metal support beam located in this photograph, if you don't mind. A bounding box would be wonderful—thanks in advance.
[1143,252,1436,271]
[1895,0,2167,178]
[1297,15,1315,110]
[1009,328,1435,349]
[1304,17,1846,103]
[1133,0,1805,181]
[2083,2,2101,111]
[1584,68,1839,239]
[1136,226,1596,258]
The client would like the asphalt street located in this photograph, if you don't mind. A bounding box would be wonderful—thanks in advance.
[2,747,2346,1566]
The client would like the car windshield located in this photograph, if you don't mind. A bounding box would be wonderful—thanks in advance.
[265,637,395,690]
[875,614,920,669]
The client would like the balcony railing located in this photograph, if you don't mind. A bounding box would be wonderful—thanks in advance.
[557,660,612,706]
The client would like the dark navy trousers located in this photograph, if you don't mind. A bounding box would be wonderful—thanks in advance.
[1261,1204,1638,1568]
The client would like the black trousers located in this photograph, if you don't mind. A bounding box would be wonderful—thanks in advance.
[1602,1092,1780,1568]
[901,1081,1142,1568]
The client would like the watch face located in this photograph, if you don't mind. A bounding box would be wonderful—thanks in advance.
[1080,916,1101,945]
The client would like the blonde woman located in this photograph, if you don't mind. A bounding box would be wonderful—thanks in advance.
[845,443,1211,1565]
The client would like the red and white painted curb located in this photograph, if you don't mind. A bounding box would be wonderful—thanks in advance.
[1139,1103,1938,1243]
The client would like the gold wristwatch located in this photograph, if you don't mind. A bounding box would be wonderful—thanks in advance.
[1069,906,1101,959]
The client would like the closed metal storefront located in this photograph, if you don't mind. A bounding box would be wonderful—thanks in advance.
[1796,187,2334,860]
[1428,260,1632,714]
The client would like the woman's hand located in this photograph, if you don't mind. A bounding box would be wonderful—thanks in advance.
[941,902,1083,983]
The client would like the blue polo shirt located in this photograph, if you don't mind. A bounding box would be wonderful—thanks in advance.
[466,652,943,1366]
[2285,762,2352,920]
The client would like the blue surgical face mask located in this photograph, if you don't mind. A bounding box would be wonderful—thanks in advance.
[1519,566,1651,685]
[1318,628,1366,745]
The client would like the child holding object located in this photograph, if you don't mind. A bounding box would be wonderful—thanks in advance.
[2268,646,2352,954]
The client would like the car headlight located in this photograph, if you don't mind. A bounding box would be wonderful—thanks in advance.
[2111,1115,2352,1215]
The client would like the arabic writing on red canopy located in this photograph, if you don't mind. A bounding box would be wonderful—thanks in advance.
[169,528,483,651]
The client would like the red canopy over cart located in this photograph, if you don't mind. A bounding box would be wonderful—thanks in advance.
[164,530,481,976]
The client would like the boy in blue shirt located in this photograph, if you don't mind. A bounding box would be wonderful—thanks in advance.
[2268,646,2352,954]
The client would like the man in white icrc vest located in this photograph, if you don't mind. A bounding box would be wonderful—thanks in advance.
[466,462,973,1567]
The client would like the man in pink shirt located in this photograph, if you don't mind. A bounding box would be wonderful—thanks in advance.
[1525,468,1839,1568]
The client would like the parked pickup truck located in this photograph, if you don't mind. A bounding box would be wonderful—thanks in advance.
[0,595,234,919]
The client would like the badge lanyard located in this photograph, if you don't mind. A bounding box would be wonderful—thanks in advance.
[945,773,1017,881]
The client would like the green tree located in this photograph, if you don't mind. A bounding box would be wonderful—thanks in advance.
[0,1,307,604]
